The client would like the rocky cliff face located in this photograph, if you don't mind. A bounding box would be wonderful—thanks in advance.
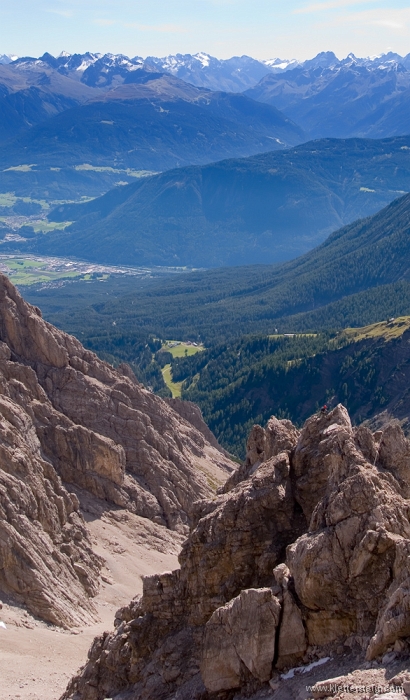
[0,274,234,627]
[63,405,410,699]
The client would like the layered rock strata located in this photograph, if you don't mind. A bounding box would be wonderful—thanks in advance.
[63,405,410,699]
[0,274,234,626]
[0,345,101,627]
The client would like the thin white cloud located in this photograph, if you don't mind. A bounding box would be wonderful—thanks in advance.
[93,19,187,33]
[94,18,116,26]
[46,8,73,18]
[327,7,410,30]
[295,0,378,13]
[372,19,406,29]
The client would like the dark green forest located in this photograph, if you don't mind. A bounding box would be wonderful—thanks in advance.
[20,191,410,457]
[175,326,410,457]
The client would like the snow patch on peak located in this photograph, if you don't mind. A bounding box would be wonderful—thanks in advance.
[194,52,211,67]
[263,57,300,71]
[0,54,18,64]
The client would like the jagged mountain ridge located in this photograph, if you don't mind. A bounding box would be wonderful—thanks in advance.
[246,57,410,139]
[62,406,410,699]
[9,49,410,93]
[0,54,17,65]
[0,273,234,627]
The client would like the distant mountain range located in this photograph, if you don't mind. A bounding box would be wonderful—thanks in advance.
[0,54,17,64]
[1,48,410,241]
[0,54,304,201]
[0,61,100,144]
[245,54,410,139]
[36,135,410,267]
[1,49,410,204]
[6,49,410,93]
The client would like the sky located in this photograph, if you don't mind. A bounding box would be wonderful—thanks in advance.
[1,0,410,61]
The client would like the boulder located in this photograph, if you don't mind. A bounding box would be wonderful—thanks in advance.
[201,588,281,692]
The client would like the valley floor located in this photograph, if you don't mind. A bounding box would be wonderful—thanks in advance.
[0,490,183,700]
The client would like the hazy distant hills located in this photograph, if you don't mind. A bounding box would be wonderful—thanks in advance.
[0,63,100,143]
[40,136,410,267]
[0,58,305,200]
[246,55,410,139]
[0,75,304,172]
[3,49,410,203]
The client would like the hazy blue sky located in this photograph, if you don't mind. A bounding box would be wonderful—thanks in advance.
[1,0,410,60]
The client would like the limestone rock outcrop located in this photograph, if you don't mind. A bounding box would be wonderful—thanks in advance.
[62,446,306,699]
[201,587,281,691]
[62,405,410,700]
[221,414,299,493]
[0,353,102,627]
[166,397,230,456]
[0,274,234,626]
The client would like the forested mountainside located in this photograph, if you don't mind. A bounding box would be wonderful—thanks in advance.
[25,191,410,349]
[172,320,410,456]
[0,76,303,172]
[21,135,410,267]
[19,190,410,447]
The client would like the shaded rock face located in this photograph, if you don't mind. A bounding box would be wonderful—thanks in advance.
[0,343,101,627]
[63,405,410,700]
[0,274,234,626]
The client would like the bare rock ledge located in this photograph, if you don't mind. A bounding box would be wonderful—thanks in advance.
[63,404,410,699]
